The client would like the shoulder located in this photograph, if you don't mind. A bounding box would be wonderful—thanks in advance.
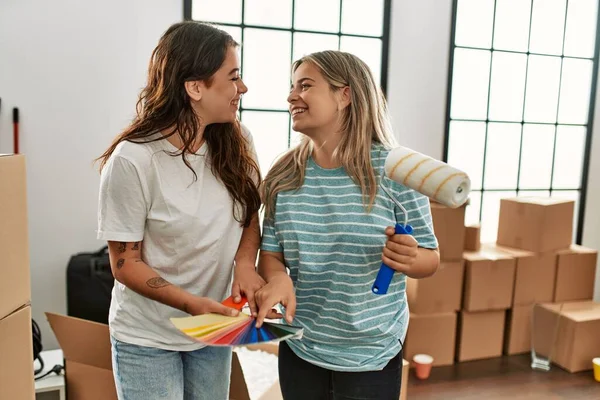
[370,143,391,171]
[240,122,253,141]
[107,139,156,174]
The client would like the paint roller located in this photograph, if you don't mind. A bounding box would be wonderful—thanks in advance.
[372,146,471,295]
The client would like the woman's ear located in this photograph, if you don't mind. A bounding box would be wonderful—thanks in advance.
[338,86,351,111]
[185,80,204,102]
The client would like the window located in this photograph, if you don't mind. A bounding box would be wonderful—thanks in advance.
[445,0,600,243]
[184,0,392,175]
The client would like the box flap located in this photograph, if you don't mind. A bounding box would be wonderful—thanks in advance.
[541,301,600,323]
[488,243,534,258]
[503,197,573,206]
[46,312,112,371]
[557,244,598,255]
[463,249,512,262]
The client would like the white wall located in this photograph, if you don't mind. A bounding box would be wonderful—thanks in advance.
[0,0,182,349]
[387,0,453,160]
[583,69,600,301]
[386,0,600,302]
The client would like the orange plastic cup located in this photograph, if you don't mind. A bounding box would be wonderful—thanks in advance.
[413,354,434,380]
[593,357,600,382]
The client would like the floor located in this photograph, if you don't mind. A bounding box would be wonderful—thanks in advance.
[407,355,600,399]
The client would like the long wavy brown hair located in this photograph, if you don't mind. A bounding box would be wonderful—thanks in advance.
[97,21,261,227]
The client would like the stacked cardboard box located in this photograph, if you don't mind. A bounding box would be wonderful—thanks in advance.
[0,154,35,399]
[494,197,598,360]
[403,202,466,366]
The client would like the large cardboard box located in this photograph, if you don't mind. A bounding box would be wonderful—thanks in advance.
[464,224,481,251]
[403,312,457,367]
[407,260,464,314]
[462,249,516,311]
[504,304,532,355]
[553,245,597,302]
[0,154,31,319]
[46,313,282,400]
[0,305,35,400]
[531,301,600,373]
[497,197,574,253]
[456,310,505,362]
[487,244,557,305]
[430,202,466,261]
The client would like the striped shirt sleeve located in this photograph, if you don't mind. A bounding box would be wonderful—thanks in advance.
[396,188,438,249]
[261,215,283,253]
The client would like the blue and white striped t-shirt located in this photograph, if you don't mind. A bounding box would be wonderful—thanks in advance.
[261,145,438,372]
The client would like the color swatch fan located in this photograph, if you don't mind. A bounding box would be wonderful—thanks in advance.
[170,297,303,347]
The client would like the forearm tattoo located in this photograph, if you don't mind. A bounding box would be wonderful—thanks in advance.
[132,242,140,250]
[118,242,126,253]
[146,277,171,289]
[117,259,125,269]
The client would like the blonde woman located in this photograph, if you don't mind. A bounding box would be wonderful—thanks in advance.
[255,51,440,399]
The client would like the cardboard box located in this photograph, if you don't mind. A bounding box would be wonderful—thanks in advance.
[404,312,457,367]
[497,197,574,253]
[0,305,35,400]
[486,244,557,305]
[464,224,481,251]
[457,310,505,362]
[0,154,31,319]
[430,202,466,260]
[462,249,516,311]
[46,313,281,400]
[400,359,408,400]
[504,304,532,355]
[554,245,598,302]
[407,260,464,314]
[531,301,600,373]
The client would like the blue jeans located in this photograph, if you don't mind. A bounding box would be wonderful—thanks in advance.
[110,336,231,400]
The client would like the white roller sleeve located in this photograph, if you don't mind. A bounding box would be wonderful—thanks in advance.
[384,146,471,208]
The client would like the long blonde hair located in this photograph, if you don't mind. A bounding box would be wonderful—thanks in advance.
[262,50,397,219]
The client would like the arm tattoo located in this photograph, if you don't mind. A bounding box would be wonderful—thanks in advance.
[117,259,125,269]
[118,242,126,253]
[146,277,171,289]
[132,242,140,250]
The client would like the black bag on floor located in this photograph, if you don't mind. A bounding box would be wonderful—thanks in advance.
[66,246,114,324]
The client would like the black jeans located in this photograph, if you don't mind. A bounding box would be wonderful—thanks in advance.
[278,342,402,400]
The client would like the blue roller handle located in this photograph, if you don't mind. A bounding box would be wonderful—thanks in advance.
[372,223,414,295]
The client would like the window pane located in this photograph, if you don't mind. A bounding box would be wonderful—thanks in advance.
[242,29,291,110]
[488,52,527,122]
[241,111,290,174]
[563,0,598,58]
[341,0,384,36]
[455,0,495,48]
[465,191,482,227]
[493,0,532,52]
[294,0,340,33]
[481,191,517,243]
[244,0,292,28]
[450,48,491,120]
[529,0,567,55]
[519,124,554,189]
[215,25,242,43]
[558,58,593,124]
[484,123,521,189]
[293,32,339,62]
[552,126,586,189]
[340,36,382,85]
[447,121,486,190]
[192,0,242,24]
[524,55,561,123]
[551,190,579,241]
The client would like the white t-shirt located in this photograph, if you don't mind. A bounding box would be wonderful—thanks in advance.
[97,127,257,351]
